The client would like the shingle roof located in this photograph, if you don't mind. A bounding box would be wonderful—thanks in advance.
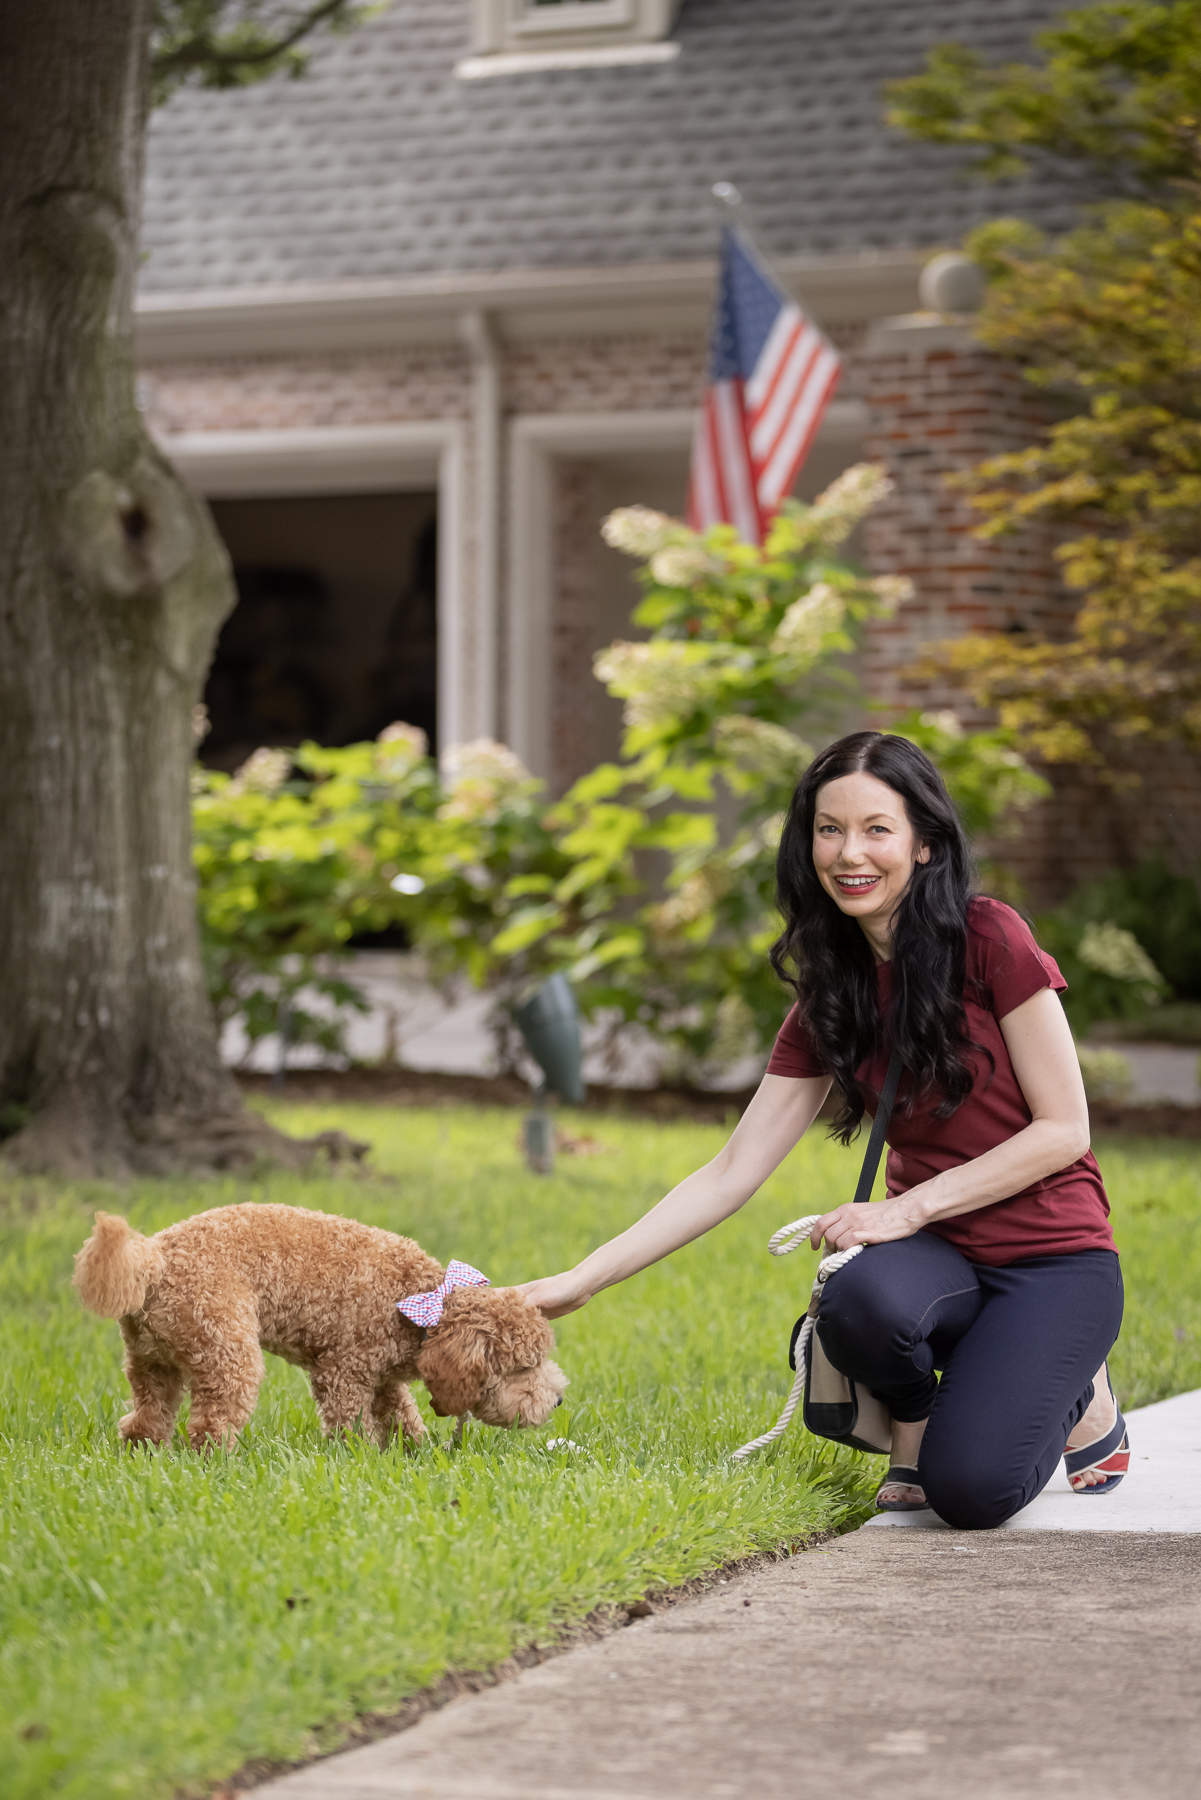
[141,0,1082,295]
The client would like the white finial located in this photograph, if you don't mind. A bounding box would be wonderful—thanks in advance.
[712,181,742,209]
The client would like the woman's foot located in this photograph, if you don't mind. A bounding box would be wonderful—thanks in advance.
[1064,1365,1118,1489]
[876,1416,928,1509]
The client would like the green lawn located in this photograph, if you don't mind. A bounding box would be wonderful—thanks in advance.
[1,1108,1198,1800]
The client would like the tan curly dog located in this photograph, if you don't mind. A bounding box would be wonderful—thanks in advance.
[73,1203,566,1451]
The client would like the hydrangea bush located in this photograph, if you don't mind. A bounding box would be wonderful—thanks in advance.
[194,467,1048,1074]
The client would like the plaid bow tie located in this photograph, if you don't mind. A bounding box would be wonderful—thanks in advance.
[397,1259,490,1328]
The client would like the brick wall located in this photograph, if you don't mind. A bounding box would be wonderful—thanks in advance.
[857,322,1069,721]
[142,347,472,435]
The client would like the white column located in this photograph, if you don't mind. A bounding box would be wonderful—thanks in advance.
[459,309,501,743]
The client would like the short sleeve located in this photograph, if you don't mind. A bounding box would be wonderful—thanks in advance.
[766,1003,828,1078]
[969,897,1067,1020]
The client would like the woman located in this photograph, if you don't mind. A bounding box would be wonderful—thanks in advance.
[519,731,1129,1528]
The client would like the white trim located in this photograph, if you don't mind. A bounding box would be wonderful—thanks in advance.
[156,422,456,497]
[456,41,679,76]
[865,313,979,354]
[510,0,633,35]
[460,311,501,742]
[436,434,468,754]
[505,403,868,775]
[134,252,926,361]
[155,421,470,756]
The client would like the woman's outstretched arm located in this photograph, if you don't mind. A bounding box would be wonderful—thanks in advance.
[517,1072,831,1318]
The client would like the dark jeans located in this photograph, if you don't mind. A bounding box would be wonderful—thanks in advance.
[815,1232,1124,1530]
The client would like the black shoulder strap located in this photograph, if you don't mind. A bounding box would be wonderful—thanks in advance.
[851,1052,904,1206]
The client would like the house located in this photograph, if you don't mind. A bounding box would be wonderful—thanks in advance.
[137,0,1197,903]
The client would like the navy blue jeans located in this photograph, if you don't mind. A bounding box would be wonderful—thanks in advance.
[815,1231,1124,1530]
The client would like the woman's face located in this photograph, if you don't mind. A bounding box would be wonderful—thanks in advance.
[811,771,929,945]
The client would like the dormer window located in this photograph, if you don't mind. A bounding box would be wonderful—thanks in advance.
[460,0,683,77]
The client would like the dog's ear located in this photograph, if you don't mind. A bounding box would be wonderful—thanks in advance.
[416,1315,488,1418]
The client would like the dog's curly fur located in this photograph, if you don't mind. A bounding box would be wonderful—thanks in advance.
[73,1203,566,1451]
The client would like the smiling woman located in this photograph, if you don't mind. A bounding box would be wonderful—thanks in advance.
[520,731,1131,1526]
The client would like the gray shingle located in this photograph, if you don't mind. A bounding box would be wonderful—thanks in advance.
[140,0,1086,294]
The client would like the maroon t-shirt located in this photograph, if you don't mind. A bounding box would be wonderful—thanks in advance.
[765,896,1114,1266]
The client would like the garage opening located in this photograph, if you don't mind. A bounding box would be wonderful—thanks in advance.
[201,490,438,771]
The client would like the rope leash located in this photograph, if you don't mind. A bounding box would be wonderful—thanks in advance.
[730,1218,864,1461]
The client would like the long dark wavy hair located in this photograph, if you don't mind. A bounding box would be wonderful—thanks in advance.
[770,731,982,1143]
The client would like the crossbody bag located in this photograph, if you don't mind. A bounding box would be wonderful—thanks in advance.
[732,1052,904,1462]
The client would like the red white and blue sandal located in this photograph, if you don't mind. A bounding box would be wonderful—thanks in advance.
[1064,1405,1130,1494]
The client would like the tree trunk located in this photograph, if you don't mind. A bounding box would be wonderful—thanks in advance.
[0,0,298,1174]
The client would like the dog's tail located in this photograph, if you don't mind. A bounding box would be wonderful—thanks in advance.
[72,1212,164,1318]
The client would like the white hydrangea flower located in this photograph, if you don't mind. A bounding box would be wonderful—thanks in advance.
[806,463,894,545]
[770,582,845,664]
[919,709,964,739]
[441,739,530,789]
[376,721,429,764]
[233,747,291,794]
[601,506,676,559]
[650,870,719,935]
[1077,921,1164,1002]
[438,739,532,822]
[649,543,715,588]
[714,715,810,780]
[870,573,916,611]
[594,641,727,728]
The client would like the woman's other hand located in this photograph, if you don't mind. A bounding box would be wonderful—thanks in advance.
[810,1196,926,1253]
[516,1272,591,1319]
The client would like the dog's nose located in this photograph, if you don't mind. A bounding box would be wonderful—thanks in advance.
[555,1395,563,1408]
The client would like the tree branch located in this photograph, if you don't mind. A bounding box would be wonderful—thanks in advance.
[152,0,369,99]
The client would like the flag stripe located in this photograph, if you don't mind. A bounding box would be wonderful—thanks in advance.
[749,323,821,464]
[713,380,761,543]
[759,348,843,506]
[744,303,804,411]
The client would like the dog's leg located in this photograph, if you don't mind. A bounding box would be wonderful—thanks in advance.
[370,1376,427,1449]
[183,1326,266,1453]
[119,1352,185,1447]
[309,1362,376,1441]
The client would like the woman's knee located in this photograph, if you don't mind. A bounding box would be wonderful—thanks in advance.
[921,1452,1025,1532]
[817,1258,916,1363]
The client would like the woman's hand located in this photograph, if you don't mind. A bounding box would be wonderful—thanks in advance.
[515,1272,592,1320]
[810,1195,926,1253]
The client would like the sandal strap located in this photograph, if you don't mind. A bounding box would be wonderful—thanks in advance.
[1064,1407,1127,1479]
[880,1465,921,1485]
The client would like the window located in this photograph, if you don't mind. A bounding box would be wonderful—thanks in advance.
[462,0,683,75]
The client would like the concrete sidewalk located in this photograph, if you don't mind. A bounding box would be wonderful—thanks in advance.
[253,1392,1201,1800]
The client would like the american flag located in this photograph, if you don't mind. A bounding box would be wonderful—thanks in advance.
[688,226,842,545]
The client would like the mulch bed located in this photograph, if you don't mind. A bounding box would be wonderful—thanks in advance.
[237,1068,1201,1134]
[236,1066,758,1124]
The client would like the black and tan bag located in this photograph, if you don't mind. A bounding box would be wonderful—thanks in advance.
[733,1055,904,1463]
[792,1052,903,1453]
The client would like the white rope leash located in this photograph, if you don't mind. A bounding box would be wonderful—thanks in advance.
[731,1217,864,1461]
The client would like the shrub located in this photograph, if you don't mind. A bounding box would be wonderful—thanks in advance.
[1037,855,1201,1035]
[1076,1045,1134,1106]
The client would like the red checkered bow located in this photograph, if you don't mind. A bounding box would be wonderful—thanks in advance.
[397,1260,490,1328]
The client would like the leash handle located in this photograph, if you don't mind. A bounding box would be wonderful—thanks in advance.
[850,1051,904,1206]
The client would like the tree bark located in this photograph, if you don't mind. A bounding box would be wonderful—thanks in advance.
[0,0,298,1174]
